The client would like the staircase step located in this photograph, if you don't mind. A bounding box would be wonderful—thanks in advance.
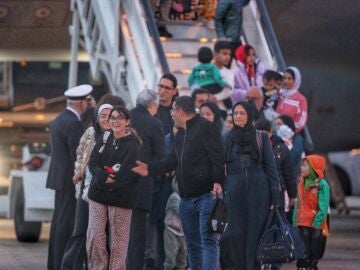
[162,38,215,55]
[167,57,198,73]
[172,71,190,90]
[166,21,217,40]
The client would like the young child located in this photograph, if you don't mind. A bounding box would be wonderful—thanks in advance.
[188,46,227,93]
[261,70,282,121]
[293,155,330,270]
[163,179,187,270]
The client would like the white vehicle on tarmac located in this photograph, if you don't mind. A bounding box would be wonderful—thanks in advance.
[0,143,54,242]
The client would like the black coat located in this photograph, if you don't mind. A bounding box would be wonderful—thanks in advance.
[46,109,84,192]
[221,131,280,269]
[271,135,296,198]
[131,104,166,210]
[156,104,173,136]
[88,132,140,209]
[151,114,225,198]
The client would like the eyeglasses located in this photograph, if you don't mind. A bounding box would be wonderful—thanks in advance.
[109,116,126,121]
[158,83,173,91]
[233,111,247,116]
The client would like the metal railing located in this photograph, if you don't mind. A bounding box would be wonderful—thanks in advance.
[70,0,168,106]
[254,0,314,152]
[139,0,170,74]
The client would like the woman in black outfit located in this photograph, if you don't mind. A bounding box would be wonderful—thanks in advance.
[87,106,141,270]
[221,101,280,270]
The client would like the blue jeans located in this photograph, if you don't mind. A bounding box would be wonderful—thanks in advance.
[179,193,219,270]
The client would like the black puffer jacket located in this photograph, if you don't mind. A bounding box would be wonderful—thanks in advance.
[150,115,225,198]
[88,132,141,209]
[271,135,296,198]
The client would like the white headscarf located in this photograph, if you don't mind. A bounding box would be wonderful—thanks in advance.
[282,66,302,97]
[97,104,113,118]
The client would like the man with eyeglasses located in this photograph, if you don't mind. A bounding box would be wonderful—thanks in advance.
[46,85,92,270]
[156,73,178,136]
[133,96,225,270]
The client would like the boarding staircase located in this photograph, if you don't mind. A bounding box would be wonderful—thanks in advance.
[70,0,281,103]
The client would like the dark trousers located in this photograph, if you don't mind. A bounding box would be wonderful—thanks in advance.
[127,209,148,270]
[47,190,76,270]
[296,227,326,269]
[61,195,89,270]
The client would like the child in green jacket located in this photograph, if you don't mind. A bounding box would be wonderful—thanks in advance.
[188,46,227,94]
[293,155,330,270]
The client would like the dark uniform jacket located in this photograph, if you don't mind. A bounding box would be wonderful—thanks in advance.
[131,104,166,210]
[151,114,225,198]
[46,109,84,192]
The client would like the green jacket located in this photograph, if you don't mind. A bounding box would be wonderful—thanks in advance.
[293,178,330,228]
[188,63,226,88]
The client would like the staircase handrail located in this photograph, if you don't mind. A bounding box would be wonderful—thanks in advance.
[254,0,314,152]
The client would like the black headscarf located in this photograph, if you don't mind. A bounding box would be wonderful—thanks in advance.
[225,101,261,163]
[200,102,223,132]
[277,115,296,134]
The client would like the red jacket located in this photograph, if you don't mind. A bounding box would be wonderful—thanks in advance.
[276,91,308,133]
[295,155,330,236]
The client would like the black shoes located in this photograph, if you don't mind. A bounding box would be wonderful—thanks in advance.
[158,26,173,38]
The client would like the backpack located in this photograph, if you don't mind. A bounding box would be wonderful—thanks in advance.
[256,208,305,264]
[207,194,228,234]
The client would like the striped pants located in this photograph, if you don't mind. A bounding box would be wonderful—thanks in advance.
[87,200,132,270]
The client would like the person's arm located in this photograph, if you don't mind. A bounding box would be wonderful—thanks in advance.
[108,140,140,187]
[231,67,249,103]
[150,152,178,176]
[214,69,234,101]
[312,179,330,228]
[88,139,107,176]
[281,144,297,199]
[255,60,265,88]
[261,133,281,206]
[213,66,227,87]
[214,1,230,39]
[295,95,308,133]
[73,127,92,181]
[202,123,225,185]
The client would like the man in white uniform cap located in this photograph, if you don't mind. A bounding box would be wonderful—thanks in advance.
[46,84,92,270]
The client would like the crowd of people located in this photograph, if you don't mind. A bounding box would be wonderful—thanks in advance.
[45,39,330,270]
[37,0,351,268]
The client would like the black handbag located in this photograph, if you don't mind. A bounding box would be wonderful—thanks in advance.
[207,195,228,234]
[256,208,305,264]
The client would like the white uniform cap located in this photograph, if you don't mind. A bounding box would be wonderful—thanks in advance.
[64,84,93,100]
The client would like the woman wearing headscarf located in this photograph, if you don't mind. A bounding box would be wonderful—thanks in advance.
[231,44,265,103]
[199,102,223,132]
[61,103,113,270]
[276,66,308,133]
[220,101,280,270]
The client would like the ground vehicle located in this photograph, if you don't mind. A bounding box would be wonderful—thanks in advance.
[328,150,360,196]
[0,143,53,242]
